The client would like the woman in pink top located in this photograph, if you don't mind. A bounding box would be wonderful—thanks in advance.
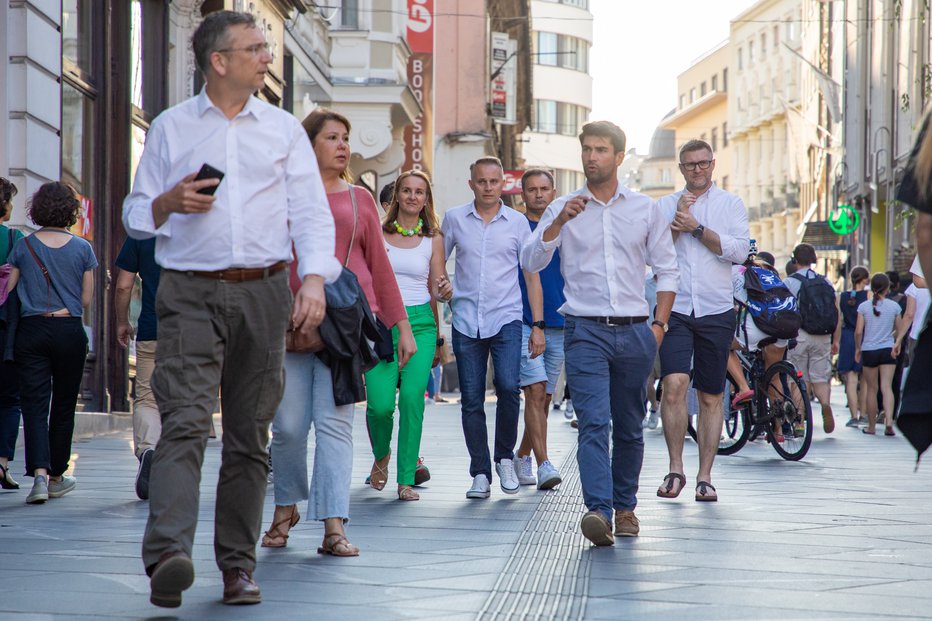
[262,108,414,557]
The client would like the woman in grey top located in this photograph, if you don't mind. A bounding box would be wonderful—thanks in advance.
[5,182,97,503]
[854,273,906,436]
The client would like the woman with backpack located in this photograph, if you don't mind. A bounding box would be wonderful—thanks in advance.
[838,266,870,427]
[855,273,906,436]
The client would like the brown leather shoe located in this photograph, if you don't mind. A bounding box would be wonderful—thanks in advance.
[148,551,194,608]
[222,568,261,605]
[614,510,640,537]
[580,510,614,546]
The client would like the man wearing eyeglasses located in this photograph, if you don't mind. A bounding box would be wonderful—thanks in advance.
[655,139,749,504]
[123,10,340,609]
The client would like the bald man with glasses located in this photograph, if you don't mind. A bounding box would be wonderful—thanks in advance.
[655,139,750,504]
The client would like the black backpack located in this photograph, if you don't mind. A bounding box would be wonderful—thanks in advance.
[791,271,839,335]
[743,265,801,339]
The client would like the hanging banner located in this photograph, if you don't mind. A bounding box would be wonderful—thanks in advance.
[490,31,517,125]
[403,0,434,175]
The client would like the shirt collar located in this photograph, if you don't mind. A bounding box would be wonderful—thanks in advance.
[679,181,718,200]
[468,200,508,221]
[196,87,263,120]
[580,183,627,206]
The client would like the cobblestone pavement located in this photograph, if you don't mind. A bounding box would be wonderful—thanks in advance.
[1,385,930,620]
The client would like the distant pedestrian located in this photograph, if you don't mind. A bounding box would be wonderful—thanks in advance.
[902,259,929,359]
[0,177,24,490]
[785,259,798,277]
[443,156,542,500]
[5,182,97,504]
[657,139,749,503]
[785,244,841,434]
[365,169,450,501]
[123,11,340,607]
[113,237,161,500]
[882,270,908,417]
[515,168,565,490]
[522,121,677,546]
[838,266,870,427]
[855,273,906,436]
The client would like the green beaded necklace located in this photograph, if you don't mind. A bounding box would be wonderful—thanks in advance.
[392,218,423,237]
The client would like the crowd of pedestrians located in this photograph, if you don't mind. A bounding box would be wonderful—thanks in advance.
[0,8,930,611]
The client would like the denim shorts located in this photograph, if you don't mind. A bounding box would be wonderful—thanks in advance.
[520,324,566,394]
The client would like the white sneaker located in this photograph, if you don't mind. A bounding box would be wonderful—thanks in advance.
[646,409,659,430]
[566,399,575,415]
[514,455,536,485]
[536,460,562,490]
[496,459,520,494]
[466,474,491,499]
[563,399,574,420]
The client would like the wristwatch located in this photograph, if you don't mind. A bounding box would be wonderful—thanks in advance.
[652,320,668,333]
[691,224,706,239]
[436,337,445,347]
[532,320,546,330]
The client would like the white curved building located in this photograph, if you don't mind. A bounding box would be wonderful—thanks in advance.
[523,0,593,194]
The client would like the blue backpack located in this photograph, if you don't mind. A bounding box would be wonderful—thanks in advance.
[743,265,801,339]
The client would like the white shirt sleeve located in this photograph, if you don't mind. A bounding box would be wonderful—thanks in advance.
[284,121,342,283]
[520,199,562,273]
[122,121,171,240]
[716,194,750,264]
[645,201,679,293]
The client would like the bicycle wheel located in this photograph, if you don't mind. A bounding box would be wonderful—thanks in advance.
[761,361,813,461]
[686,376,751,455]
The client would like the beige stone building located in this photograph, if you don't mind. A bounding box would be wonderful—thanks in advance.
[729,0,803,267]
[661,41,733,193]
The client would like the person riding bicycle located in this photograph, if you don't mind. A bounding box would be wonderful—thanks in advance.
[727,248,791,434]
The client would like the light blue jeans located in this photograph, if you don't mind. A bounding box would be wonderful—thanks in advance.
[271,352,354,522]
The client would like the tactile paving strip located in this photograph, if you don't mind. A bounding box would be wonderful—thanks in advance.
[475,446,590,621]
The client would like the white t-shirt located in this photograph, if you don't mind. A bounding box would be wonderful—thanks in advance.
[910,255,925,280]
[385,236,432,307]
[905,283,931,340]
[857,298,901,351]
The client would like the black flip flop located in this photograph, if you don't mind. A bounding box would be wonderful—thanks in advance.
[657,473,686,498]
[695,481,718,502]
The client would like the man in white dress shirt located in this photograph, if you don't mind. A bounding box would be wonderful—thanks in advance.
[522,121,678,546]
[442,156,543,500]
[656,139,750,503]
[122,11,341,608]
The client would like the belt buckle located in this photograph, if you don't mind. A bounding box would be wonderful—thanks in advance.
[599,316,612,325]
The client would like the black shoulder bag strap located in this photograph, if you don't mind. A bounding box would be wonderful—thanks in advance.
[24,236,68,313]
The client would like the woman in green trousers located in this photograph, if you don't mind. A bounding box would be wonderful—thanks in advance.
[366,170,451,501]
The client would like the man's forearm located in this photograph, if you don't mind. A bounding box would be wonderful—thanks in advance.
[918,212,932,284]
[115,288,132,324]
[654,291,675,324]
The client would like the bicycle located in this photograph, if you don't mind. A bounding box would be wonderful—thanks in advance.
[687,342,813,461]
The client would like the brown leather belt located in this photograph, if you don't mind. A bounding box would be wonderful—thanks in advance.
[185,261,287,282]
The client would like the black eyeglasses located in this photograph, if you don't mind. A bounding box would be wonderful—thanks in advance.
[680,160,713,171]
[217,43,271,57]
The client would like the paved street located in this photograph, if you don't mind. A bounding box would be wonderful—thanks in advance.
[1,385,931,621]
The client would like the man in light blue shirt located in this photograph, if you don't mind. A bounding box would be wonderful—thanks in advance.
[442,156,543,499]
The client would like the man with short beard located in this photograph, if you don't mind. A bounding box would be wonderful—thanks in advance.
[656,139,750,503]
[522,121,678,546]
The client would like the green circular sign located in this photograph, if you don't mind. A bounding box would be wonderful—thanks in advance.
[829,204,859,235]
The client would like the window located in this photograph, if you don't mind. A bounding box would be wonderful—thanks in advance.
[711,75,718,91]
[748,41,755,64]
[679,94,685,109]
[773,25,779,47]
[737,48,743,70]
[761,33,767,56]
[341,0,359,28]
[722,68,728,91]
[555,169,583,192]
[130,0,167,122]
[711,128,718,152]
[63,0,95,75]
[700,81,707,97]
[723,122,728,146]
[534,100,557,133]
[690,88,696,103]
[722,175,729,191]
[536,32,558,66]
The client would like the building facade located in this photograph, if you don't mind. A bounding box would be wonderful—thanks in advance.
[729,0,803,267]
[522,0,593,195]
[661,41,733,193]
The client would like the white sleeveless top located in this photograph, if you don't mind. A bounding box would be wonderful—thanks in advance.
[385,235,432,306]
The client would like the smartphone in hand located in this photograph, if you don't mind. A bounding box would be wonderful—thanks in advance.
[194,163,225,196]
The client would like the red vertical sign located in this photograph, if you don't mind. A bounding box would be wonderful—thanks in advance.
[403,0,433,175]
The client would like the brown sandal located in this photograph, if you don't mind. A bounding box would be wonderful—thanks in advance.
[369,451,390,491]
[397,485,420,501]
[261,505,300,548]
[317,532,360,557]
[656,473,686,498]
